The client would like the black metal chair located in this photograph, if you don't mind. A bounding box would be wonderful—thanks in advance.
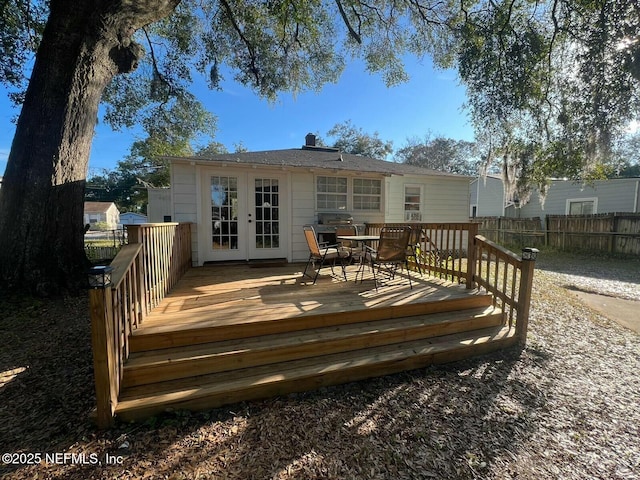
[363,226,413,290]
[302,225,348,284]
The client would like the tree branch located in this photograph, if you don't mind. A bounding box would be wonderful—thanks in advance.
[218,0,261,85]
[335,0,362,44]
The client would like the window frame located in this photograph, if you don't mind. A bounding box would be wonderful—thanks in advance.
[352,177,382,211]
[315,175,348,211]
[403,183,423,222]
[566,197,598,215]
[314,175,383,212]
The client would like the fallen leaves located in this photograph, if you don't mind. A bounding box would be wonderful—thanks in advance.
[1,252,639,479]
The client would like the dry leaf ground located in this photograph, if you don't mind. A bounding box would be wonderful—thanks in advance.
[1,250,639,480]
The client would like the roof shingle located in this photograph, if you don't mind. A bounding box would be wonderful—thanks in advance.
[166,147,468,178]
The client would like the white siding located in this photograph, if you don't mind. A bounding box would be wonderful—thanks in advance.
[518,178,640,219]
[386,175,470,223]
[147,189,172,222]
[472,177,505,217]
[291,171,386,262]
[170,163,199,265]
[290,171,316,261]
[171,158,474,264]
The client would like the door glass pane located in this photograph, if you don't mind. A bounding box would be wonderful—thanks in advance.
[255,178,280,250]
[211,176,239,250]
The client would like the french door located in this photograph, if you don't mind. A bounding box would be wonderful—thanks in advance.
[205,171,287,261]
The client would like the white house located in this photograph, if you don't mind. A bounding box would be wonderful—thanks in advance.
[507,177,640,219]
[163,136,472,266]
[469,175,507,218]
[84,201,120,229]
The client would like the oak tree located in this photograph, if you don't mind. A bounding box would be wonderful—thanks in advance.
[1,0,639,293]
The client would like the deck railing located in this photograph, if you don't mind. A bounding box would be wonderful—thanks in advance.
[89,223,192,427]
[365,223,536,343]
[472,235,536,343]
[365,222,479,287]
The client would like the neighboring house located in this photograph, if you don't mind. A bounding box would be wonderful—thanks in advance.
[163,135,472,266]
[470,175,507,217]
[506,177,640,219]
[119,212,148,225]
[84,201,120,229]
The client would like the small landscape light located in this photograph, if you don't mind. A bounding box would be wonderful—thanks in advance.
[88,265,113,288]
[521,247,539,261]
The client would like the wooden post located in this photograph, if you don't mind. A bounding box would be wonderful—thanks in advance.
[89,286,117,428]
[127,224,142,244]
[610,213,618,254]
[516,248,538,346]
[466,223,478,289]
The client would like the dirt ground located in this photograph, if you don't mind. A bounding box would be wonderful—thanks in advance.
[1,250,639,480]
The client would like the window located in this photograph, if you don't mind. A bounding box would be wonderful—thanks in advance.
[353,178,381,211]
[404,185,422,221]
[316,176,347,210]
[567,198,596,215]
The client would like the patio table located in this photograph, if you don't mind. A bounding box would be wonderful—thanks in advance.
[337,235,380,281]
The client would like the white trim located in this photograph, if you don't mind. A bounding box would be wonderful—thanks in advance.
[195,164,205,266]
[403,183,423,222]
[565,197,598,215]
[314,173,383,212]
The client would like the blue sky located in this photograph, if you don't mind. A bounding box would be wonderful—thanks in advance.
[0,55,474,177]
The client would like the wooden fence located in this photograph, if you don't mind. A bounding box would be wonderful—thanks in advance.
[476,213,640,255]
[546,213,640,255]
[474,217,546,248]
[89,223,192,428]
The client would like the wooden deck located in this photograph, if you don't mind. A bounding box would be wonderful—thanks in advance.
[113,263,519,422]
[131,263,488,349]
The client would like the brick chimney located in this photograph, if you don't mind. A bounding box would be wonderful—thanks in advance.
[305,133,316,147]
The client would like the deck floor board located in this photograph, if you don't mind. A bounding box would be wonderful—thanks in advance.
[134,263,483,336]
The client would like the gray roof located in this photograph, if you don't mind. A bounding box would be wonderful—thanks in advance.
[166,146,468,178]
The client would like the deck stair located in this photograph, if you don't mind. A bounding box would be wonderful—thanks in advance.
[115,293,516,422]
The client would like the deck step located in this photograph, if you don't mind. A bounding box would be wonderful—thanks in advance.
[129,293,493,352]
[116,325,518,422]
[122,305,504,388]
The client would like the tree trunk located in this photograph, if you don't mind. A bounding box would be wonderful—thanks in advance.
[0,0,179,295]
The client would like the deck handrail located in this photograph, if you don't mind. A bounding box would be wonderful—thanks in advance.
[365,223,536,343]
[472,235,536,344]
[89,222,192,428]
[365,222,479,287]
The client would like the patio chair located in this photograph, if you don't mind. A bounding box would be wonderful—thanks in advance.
[405,225,424,275]
[302,225,348,284]
[363,226,413,290]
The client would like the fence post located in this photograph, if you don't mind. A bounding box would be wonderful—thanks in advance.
[89,286,117,428]
[466,223,478,289]
[610,213,618,254]
[516,248,539,346]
